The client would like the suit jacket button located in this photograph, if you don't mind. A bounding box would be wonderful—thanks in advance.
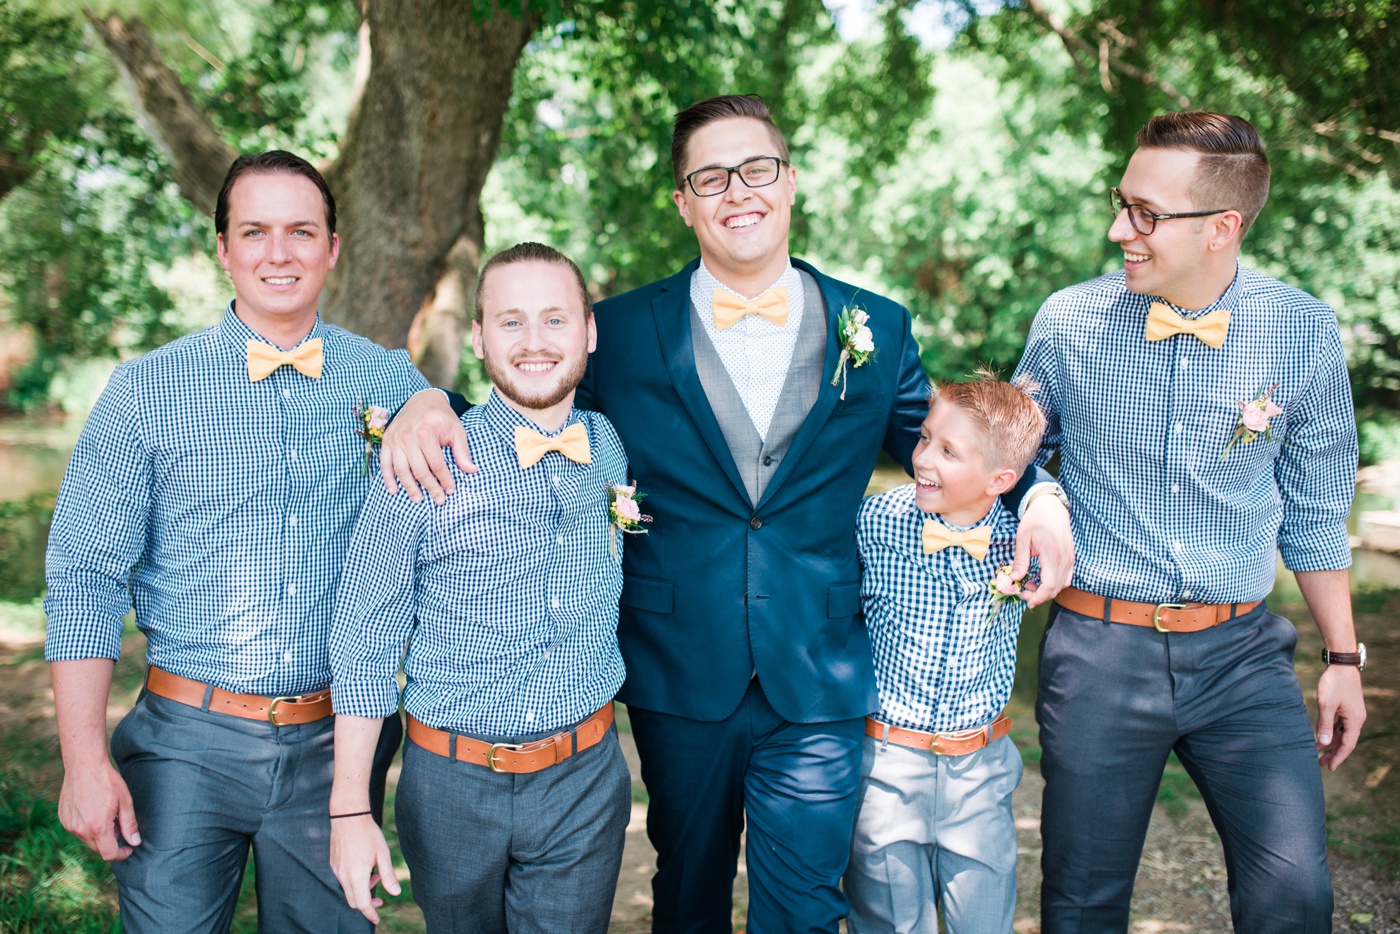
[750,516,763,530]
[762,455,774,466]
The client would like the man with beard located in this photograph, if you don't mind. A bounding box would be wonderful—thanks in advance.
[326,242,633,932]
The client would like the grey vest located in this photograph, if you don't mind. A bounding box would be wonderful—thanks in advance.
[690,270,827,505]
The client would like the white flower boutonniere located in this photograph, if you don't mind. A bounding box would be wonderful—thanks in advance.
[830,300,875,400]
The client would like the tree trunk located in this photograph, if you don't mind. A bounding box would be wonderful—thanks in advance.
[326,1,538,386]
[88,3,539,387]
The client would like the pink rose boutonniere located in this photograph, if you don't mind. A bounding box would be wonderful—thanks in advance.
[829,299,875,400]
[985,564,1028,627]
[1221,383,1284,462]
[607,481,652,557]
[353,395,391,476]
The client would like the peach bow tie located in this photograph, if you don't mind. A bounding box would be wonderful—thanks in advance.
[515,423,592,470]
[921,521,993,560]
[713,287,789,330]
[246,338,323,381]
[1144,302,1231,349]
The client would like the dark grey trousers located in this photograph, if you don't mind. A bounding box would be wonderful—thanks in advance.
[1037,602,1333,933]
[109,689,400,933]
[395,726,630,934]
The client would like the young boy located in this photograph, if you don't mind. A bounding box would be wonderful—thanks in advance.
[846,372,1048,934]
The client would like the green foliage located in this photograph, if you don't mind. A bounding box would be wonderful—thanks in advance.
[0,493,54,601]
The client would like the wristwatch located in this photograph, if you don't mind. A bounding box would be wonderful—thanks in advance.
[1321,643,1366,671]
[1021,482,1070,518]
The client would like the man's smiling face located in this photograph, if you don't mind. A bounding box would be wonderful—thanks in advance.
[1110,147,1214,308]
[216,171,337,337]
[672,116,796,291]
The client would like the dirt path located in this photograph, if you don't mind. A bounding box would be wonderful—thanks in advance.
[3,593,1396,933]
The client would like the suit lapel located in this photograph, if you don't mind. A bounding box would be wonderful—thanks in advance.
[650,264,751,505]
[755,259,848,510]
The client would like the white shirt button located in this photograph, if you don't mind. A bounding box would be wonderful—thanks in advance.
[1171,483,1180,493]
[282,388,291,399]
[287,583,297,596]
[1174,422,1183,434]
[552,475,560,486]
[1172,541,1183,552]
[283,650,293,663]
[551,597,561,609]
[289,449,297,460]
[1183,591,1192,599]
[525,711,535,722]
[289,515,298,526]
[556,535,564,545]
[1180,358,1190,368]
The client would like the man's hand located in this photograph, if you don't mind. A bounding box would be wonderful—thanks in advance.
[1315,663,1365,771]
[329,815,401,924]
[1010,491,1074,608]
[58,759,140,861]
[379,389,474,505]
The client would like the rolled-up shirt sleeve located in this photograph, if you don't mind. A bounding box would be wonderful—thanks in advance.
[44,364,151,662]
[1275,317,1356,572]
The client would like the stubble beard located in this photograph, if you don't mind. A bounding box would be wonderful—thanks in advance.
[483,347,588,413]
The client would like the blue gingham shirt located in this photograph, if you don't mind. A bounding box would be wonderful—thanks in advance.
[329,391,628,737]
[44,305,428,695]
[1014,267,1356,604]
[857,486,1023,733]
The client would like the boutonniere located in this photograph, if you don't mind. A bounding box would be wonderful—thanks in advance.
[1221,382,1283,462]
[985,564,1028,627]
[829,299,875,400]
[607,481,652,557]
[353,395,390,476]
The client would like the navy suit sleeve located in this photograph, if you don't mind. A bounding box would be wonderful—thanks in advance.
[881,304,928,475]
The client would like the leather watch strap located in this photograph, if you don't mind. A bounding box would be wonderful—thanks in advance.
[1321,644,1366,670]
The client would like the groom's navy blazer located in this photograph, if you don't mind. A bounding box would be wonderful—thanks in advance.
[576,257,928,724]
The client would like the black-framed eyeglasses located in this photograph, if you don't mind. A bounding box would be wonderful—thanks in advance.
[1109,187,1229,236]
[684,157,789,197]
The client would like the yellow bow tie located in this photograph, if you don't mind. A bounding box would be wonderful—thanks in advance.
[921,520,993,560]
[713,287,789,330]
[515,423,592,470]
[1144,302,1231,349]
[246,338,323,381]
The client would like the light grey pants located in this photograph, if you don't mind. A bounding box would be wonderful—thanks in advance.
[395,725,631,934]
[110,689,400,934]
[846,731,1023,934]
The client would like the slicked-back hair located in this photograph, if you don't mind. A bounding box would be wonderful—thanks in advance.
[474,242,590,323]
[671,94,790,189]
[214,150,336,238]
[1136,111,1271,233]
[929,369,1047,478]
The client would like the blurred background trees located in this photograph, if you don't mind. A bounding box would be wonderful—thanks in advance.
[1,0,1396,456]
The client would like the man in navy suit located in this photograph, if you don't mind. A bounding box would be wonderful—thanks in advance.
[382,94,1072,933]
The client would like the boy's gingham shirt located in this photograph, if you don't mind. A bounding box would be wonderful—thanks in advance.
[857,486,1023,734]
[1014,267,1356,605]
[44,305,428,695]
[691,259,805,441]
[330,391,628,738]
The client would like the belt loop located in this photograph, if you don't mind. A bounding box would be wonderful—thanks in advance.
[448,732,457,761]
[200,682,215,712]
[879,721,890,753]
[1101,594,1112,623]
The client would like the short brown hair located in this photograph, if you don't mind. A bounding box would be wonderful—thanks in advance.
[671,94,790,189]
[930,370,1046,477]
[215,150,336,237]
[474,242,590,323]
[1136,111,1271,233]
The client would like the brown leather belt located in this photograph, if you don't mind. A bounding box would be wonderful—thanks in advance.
[866,714,1012,757]
[145,665,333,726]
[407,702,615,774]
[1056,585,1261,634]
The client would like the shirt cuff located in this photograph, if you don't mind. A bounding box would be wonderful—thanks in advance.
[331,679,403,719]
[1279,527,1354,573]
[1017,481,1068,521]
